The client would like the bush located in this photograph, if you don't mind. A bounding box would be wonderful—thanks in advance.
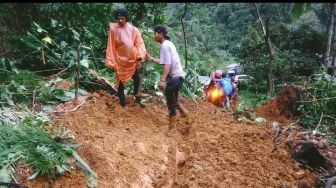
[297,73,336,136]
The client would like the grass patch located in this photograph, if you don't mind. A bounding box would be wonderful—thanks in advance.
[239,90,270,109]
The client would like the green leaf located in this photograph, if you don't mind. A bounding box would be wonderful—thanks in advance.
[33,21,41,29]
[0,166,12,184]
[51,19,58,28]
[305,3,311,12]
[52,89,75,102]
[33,22,47,33]
[290,3,312,21]
[80,59,89,68]
[42,106,54,113]
[28,171,40,180]
[42,36,52,44]
[60,41,68,49]
[71,29,80,41]
[5,98,14,106]
[291,3,304,21]
[81,46,91,50]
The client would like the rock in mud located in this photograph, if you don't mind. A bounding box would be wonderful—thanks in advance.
[175,148,186,167]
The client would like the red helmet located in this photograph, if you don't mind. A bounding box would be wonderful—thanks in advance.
[214,72,222,79]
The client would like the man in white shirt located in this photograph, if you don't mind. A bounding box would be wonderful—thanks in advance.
[146,25,188,119]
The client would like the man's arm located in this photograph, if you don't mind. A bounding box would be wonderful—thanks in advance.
[146,56,169,80]
[161,64,171,81]
[158,63,171,89]
[149,57,160,64]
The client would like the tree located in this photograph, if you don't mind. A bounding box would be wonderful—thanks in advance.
[324,3,336,75]
[180,3,188,69]
[253,3,276,95]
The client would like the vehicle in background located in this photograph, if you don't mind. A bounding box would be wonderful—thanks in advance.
[234,74,253,90]
[226,63,241,74]
[227,69,236,78]
[198,75,211,86]
[235,74,253,82]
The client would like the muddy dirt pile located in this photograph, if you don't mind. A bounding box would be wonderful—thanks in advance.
[23,90,317,187]
[256,85,306,124]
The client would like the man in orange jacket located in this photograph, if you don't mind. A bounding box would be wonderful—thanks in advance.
[105,7,149,107]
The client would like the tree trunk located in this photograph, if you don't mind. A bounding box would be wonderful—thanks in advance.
[265,18,275,95]
[325,3,336,76]
[87,69,117,94]
[75,42,82,102]
[254,3,275,95]
[180,3,188,70]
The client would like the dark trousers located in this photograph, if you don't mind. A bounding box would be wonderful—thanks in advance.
[164,76,184,117]
[117,69,140,107]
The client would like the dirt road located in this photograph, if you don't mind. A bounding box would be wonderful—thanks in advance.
[25,91,317,187]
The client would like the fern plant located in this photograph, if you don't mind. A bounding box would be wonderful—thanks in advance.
[0,123,75,179]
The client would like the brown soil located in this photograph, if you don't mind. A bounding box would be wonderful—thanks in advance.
[21,90,318,187]
[256,85,306,124]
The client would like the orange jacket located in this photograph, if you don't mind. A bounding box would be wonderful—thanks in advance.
[105,22,147,84]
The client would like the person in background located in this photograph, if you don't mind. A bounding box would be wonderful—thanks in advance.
[218,71,233,108]
[146,25,188,120]
[231,76,239,106]
[105,7,149,107]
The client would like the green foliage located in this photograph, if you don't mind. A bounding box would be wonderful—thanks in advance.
[235,27,268,93]
[140,29,164,93]
[0,71,42,105]
[239,90,272,109]
[183,61,203,96]
[11,21,93,72]
[1,3,333,101]
[291,3,312,21]
[0,123,75,179]
[236,7,325,93]
[272,11,323,75]
[11,3,167,72]
[125,3,167,27]
[166,3,239,77]
[0,3,38,40]
[0,68,78,106]
[0,58,17,81]
[297,73,336,136]
[36,88,78,104]
[5,3,169,96]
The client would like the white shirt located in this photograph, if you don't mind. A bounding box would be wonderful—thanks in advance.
[159,40,185,78]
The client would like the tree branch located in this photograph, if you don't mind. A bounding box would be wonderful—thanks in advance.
[0,51,11,57]
[297,96,336,103]
[180,3,188,69]
[254,3,266,36]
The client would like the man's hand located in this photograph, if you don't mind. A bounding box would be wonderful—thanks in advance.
[145,53,155,64]
[136,57,145,70]
[159,81,166,89]
[145,53,150,61]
